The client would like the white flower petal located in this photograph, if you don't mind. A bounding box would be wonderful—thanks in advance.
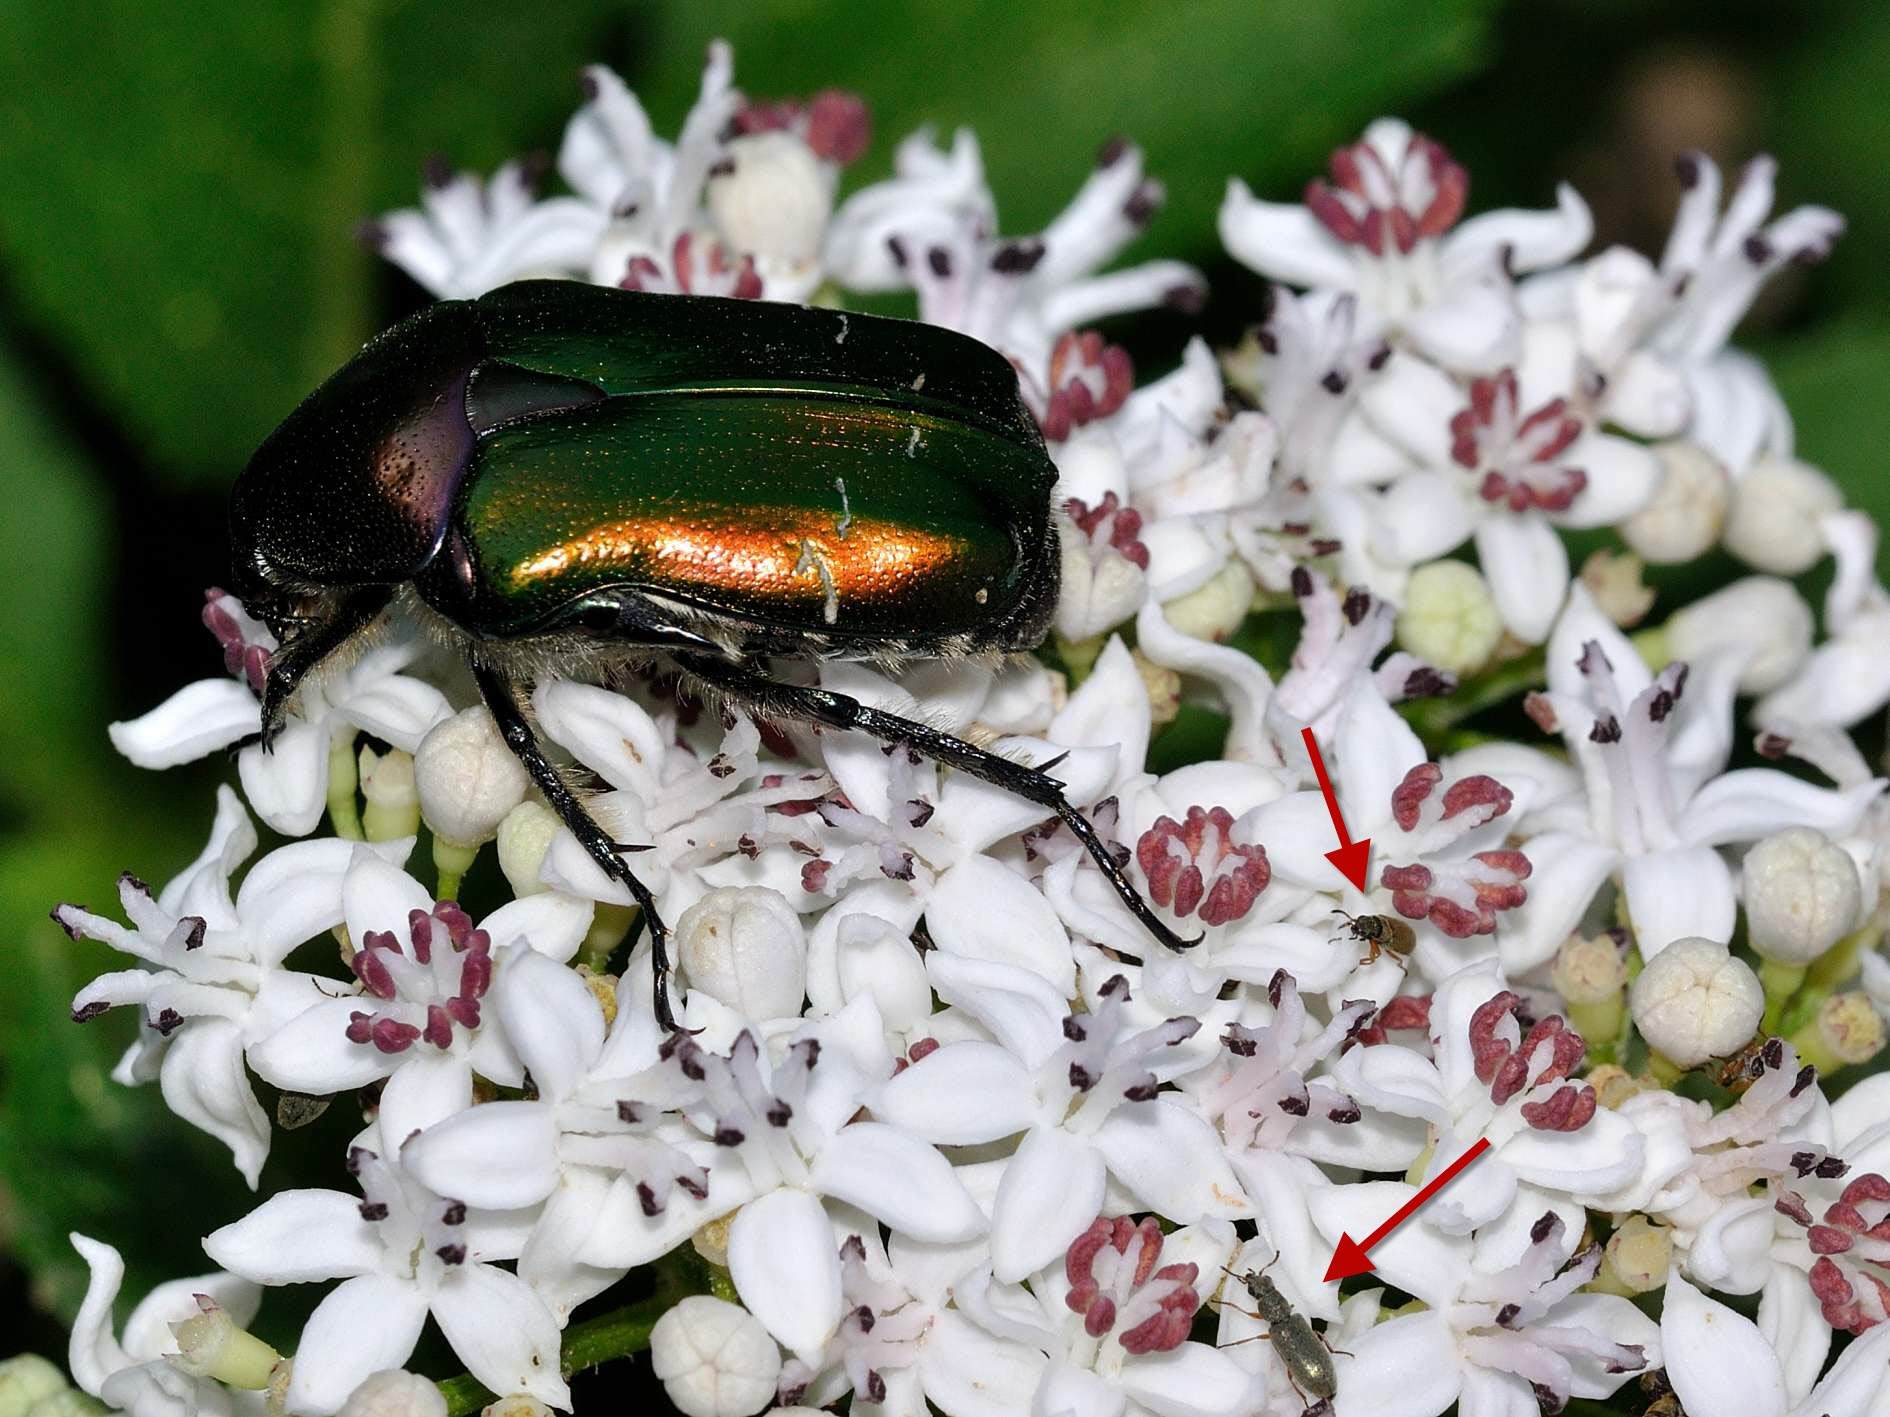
[245,997,391,1094]
[1308,1180,1471,1310]
[1118,1342,1256,1417]
[430,1262,570,1411]
[497,949,605,1102]
[727,1188,844,1359]
[480,892,593,964]
[1217,182,1356,289]
[1330,1310,1462,1417]
[1475,514,1569,645]
[158,1019,269,1187]
[203,1189,383,1283]
[869,1042,1038,1144]
[1091,1099,1249,1223]
[1661,1271,1787,1417]
[1791,1323,1890,1417]
[917,1311,1047,1417]
[1623,847,1735,958]
[927,856,1074,995]
[1551,1292,1661,1398]
[990,1123,1106,1283]
[283,1274,430,1417]
[403,1101,559,1212]
[1759,1261,1831,1406]
[109,678,260,769]
[811,1122,986,1242]
[238,720,331,836]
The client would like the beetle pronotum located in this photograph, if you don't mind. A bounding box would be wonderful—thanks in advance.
[230,281,1197,1029]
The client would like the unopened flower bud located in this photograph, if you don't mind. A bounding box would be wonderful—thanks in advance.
[481,1396,553,1417]
[1160,561,1255,643]
[1629,936,1764,1068]
[1584,1063,1644,1109]
[339,1371,446,1417]
[1578,549,1655,628]
[1723,455,1843,574]
[1396,560,1503,676]
[1668,578,1813,695]
[0,1356,66,1417]
[707,131,832,269]
[496,800,561,898]
[650,1296,781,1417]
[359,746,419,844]
[692,1213,735,1269]
[1743,827,1862,964]
[1132,649,1181,725]
[676,887,807,1019]
[170,1295,281,1388]
[1552,932,1628,1004]
[1602,1215,1672,1293]
[23,1391,107,1417]
[1619,441,1728,564]
[1801,992,1886,1069]
[416,708,532,849]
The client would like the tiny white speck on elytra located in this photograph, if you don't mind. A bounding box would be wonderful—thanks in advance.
[906,426,923,457]
[835,476,853,538]
[834,313,848,344]
[910,371,925,390]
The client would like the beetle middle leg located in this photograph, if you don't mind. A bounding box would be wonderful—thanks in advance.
[473,665,682,1031]
[675,654,1201,955]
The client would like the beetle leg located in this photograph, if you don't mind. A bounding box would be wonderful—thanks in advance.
[472,666,681,1032]
[675,655,1203,956]
[259,587,393,746]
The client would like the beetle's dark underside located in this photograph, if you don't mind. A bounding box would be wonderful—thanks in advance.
[232,282,1193,1029]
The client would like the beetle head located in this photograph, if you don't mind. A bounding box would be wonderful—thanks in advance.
[230,298,486,735]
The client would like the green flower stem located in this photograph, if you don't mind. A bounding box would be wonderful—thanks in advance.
[1567,995,1625,1064]
[1054,632,1105,684]
[433,838,479,902]
[1399,647,1546,744]
[1760,959,1807,1036]
[578,904,637,973]
[1644,1050,1686,1087]
[326,734,363,841]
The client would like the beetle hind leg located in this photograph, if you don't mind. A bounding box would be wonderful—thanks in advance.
[473,665,682,1031]
[675,654,1201,957]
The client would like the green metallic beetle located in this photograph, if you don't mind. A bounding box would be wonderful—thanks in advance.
[232,280,1193,1028]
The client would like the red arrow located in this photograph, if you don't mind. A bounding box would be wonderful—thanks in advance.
[1300,727,1372,891]
[1323,1137,1493,1281]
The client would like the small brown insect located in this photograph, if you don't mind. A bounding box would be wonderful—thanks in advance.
[1218,1261,1338,1413]
[1330,908,1416,970]
[1639,1367,1685,1416]
[1714,1034,1781,1095]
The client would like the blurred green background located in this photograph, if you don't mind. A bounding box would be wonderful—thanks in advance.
[1,0,1885,1362]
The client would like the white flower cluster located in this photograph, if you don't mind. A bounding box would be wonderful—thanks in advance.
[41,39,1890,1417]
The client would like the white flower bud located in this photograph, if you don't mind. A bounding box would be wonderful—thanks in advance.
[1161,560,1255,643]
[481,1396,553,1417]
[1743,827,1862,964]
[359,746,420,843]
[339,1371,447,1417]
[1668,577,1813,695]
[1133,648,1181,725]
[677,887,807,1019]
[707,132,833,269]
[1619,441,1728,564]
[1810,992,1886,1066]
[1603,1215,1671,1294]
[650,1296,781,1417]
[1629,936,1764,1067]
[496,800,561,898]
[1722,454,1843,575]
[416,708,532,849]
[0,1356,67,1417]
[1551,932,1627,1004]
[1396,560,1503,675]
[1578,549,1655,629]
[23,1391,107,1417]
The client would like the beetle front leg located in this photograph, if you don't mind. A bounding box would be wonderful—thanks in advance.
[676,655,1201,957]
[472,666,682,1032]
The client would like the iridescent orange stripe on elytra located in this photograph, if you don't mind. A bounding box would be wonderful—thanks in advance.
[510,509,968,605]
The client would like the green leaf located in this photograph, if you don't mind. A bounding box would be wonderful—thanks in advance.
[0,0,626,485]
